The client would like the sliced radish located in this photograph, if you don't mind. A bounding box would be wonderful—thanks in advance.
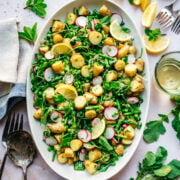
[50,111,63,122]
[44,67,55,82]
[104,107,119,121]
[112,137,118,144]
[126,97,139,104]
[33,94,37,101]
[45,136,57,146]
[122,124,129,128]
[92,117,101,126]
[128,54,136,64]
[86,130,92,142]
[92,76,103,86]
[76,16,87,27]
[91,20,95,30]
[79,148,86,161]
[107,46,118,57]
[102,45,110,55]
[63,73,74,85]
[110,13,123,24]
[32,66,37,74]
[44,51,54,60]
[78,130,92,143]
[105,127,115,139]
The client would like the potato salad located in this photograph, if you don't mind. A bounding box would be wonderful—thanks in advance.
[31,5,145,174]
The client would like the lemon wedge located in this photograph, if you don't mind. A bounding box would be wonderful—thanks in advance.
[133,0,141,6]
[92,119,106,139]
[51,43,74,56]
[141,0,151,11]
[142,2,157,28]
[55,84,78,100]
[110,21,131,42]
[143,35,170,55]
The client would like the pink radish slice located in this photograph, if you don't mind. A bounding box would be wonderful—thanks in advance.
[91,20,95,30]
[76,16,87,27]
[107,46,118,57]
[122,124,129,128]
[79,148,86,161]
[104,107,119,121]
[50,111,63,122]
[78,130,88,142]
[44,51,54,60]
[44,67,55,82]
[63,73,74,85]
[92,76,103,86]
[45,136,57,146]
[102,45,110,55]
[126,97,139,104]
[112,137,118,144]
[32,66,37,74]
[91,117,101,126]
[33,94,37,101]
[110,13,123,24]
[105,127,115,139]
[128,54,136,64]
[86,130,92,142]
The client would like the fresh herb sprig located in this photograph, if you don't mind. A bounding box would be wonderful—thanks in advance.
[145,28,162,42]
[25,0,47,18]
[131,146,180,180]
[18,23,37,44]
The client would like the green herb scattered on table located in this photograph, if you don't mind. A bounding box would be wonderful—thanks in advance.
[145,28,162,42]
[25,0,47,18]
[18,23,37,44]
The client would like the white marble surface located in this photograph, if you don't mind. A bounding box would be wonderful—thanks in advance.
[0,0,180,180]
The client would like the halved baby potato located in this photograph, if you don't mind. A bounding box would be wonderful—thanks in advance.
[84,92,98,104]
[92,85,104,96]
[81,65,91,77]
[106,70,118,82]
[66,12,77,25]
[93,63,104,77]
[48,122,66,133]
[74,96,87,110]
[70,53,85,69]
[89,31,102,45]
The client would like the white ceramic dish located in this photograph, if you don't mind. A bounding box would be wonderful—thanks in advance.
[27,0,150,179]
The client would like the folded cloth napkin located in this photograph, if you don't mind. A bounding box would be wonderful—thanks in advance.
[0,18,32,120]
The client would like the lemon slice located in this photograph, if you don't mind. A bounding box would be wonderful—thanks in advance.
[110,21,131,42]
[55,84,78,100]
[142,2,157,28]
[92,119,106,139]
[51,43,74,56]
[133,0,141,6]
[141,0,151,11]
[143,35,170,55]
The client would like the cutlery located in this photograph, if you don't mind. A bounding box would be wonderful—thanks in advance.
[0,113,23,179]
[171,15,180,34]
[6,131,36,180]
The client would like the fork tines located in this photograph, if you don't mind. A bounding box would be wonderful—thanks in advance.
[171,15,180,34]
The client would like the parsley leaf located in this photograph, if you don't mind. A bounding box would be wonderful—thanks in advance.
[121,26,131,33]
[153,165,172,177]
[168,160,180,179]
[145,28,162,41]
[25,0,47,18]
[100,15,111,25]
[18,23,37,44]
[129,0,133,4]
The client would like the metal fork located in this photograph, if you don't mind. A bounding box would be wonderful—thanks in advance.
[0,113,23,179]
[171,15,180,34]
[156,0,177,29]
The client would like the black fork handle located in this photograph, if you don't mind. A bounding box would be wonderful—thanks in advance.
[0,152,7,179]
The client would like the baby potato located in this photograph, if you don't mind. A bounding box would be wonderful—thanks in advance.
[83,143,95,151]
[99,5,111,16]
[39,46,49,54]
[89,149,102,162]
[81,65,91,77]
[129,46,137,55]
[121,139,132,145]
[114,60,125,71]
[115,144,124,155]
[85,110,97,119]
[102,24,110,34]
[134,74,143,83]
[92,85,104,96]
[99,104,104,113]
[128,119,137,128]
[84,92,98,104]
[64,148,75,158]
[54,144,60,151]
[135,58,144,72]
[74,96,87,110]
[54,134,62,144]
[124,125,135,140]
[52,61,64,74]
[93,63,104,77]
[106,70,118,82]
[125,64,137,77]
[130,80,144,92]
[79,6,89,16]
[70,139,83,151]
[68,158,74,165]
[43,87,55,104]
[70,53,85,69]
[48,122,66,133]
[103,100,114,107]
[118,45,129,59]
[84,160,98,174]
[52,21,65,33]
[66,12,77,25]
[89,31,102,45]
[33,108,42,120]
[57,153,68,164]
[83,83,90,93]
[57,101,69,113]
[104,37,114,46]
[53,34,63,44]
[118,43,124,50]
